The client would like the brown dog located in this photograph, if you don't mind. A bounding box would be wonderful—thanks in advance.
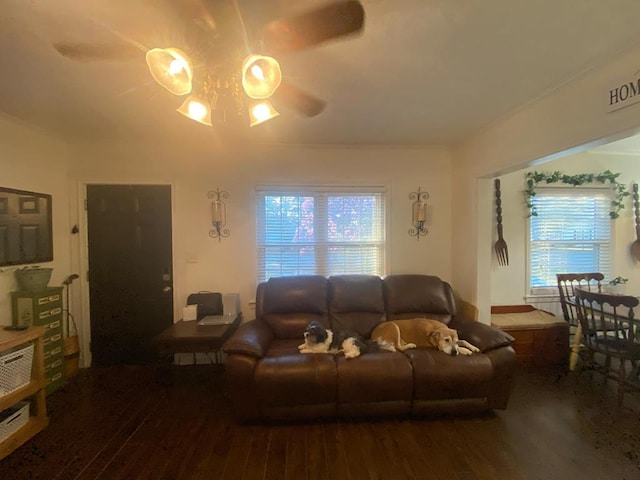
[371,318,480,356]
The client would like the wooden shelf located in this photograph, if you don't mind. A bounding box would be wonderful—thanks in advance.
[0,327,44,353]
[0,326,48,461]
[0,378,45,412]
[0,416,49,460]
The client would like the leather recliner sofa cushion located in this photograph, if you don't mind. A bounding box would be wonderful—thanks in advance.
[406,349,494,401]
[336,351,413,417]
[384,274,456,324]
[328,274,386,336]
[261,275,329,339]
[255,339,337,408]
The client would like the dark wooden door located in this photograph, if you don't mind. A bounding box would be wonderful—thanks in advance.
[86,185,173,366]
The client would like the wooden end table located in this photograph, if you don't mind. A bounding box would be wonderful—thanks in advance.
[153,314,242,382]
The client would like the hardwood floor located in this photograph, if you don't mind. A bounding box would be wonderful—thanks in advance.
[0,363,639,480]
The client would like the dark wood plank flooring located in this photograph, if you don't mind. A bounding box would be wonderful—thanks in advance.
[1,363,639,480]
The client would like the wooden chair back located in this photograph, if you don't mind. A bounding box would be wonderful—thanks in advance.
[574,287,640,405]
[556,273,604,327]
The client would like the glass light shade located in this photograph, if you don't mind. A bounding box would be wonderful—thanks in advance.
[413,202,427,223]
[177,96,212,126]
[249,100,279,127]
[242,54,282,99]
[211,199,224,224]
[146,48,193,96]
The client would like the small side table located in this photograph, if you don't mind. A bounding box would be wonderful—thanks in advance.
[153,313,242,365]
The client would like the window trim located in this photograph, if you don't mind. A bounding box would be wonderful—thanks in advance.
[255,184,389,284]
[525,185,614,294]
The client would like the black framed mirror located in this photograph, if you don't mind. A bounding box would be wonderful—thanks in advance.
[0,187,53,266]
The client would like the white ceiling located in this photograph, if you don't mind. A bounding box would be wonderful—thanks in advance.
[2,0,640,146]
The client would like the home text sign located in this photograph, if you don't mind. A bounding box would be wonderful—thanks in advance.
[607,73,640,113]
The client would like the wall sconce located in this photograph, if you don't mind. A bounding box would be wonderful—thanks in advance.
[409,187,429,241]
[208,188,230,242]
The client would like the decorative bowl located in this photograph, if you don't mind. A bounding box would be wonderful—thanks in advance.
[14,267,53,292]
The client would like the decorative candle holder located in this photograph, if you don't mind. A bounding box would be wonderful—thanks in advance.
[408,187,429,241]
[208,188,230,242]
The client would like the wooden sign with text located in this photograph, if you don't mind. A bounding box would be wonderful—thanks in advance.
[608,73,640,113]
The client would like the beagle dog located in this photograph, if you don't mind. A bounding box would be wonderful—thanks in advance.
[371,318,480,356]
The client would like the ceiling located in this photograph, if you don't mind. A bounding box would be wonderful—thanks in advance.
[2,0,640,147]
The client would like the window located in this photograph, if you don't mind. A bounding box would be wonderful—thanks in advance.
[528,187,611,293]
[256,186,386,283]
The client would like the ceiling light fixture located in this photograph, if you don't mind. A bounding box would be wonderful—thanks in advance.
[54,1,365,127]
[146,47,281,128]
[241,54,282,99]
[145,48,193,96]
[249,100,280,127]
[177,94,213,127]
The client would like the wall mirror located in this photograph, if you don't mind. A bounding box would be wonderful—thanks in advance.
[0,187,53,266]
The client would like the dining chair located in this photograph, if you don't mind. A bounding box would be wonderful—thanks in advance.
[574,288,640,406]
[556,272,604,370]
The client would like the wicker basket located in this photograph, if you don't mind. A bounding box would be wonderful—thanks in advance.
[63,335,80,379]
[0,401,30,442]
[0,343,34,397]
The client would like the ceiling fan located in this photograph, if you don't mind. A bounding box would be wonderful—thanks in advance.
[53,0,366,128]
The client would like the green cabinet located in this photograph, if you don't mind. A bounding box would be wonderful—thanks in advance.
[11,287,64,394]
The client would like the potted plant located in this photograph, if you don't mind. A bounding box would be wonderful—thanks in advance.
[607,276,628,295]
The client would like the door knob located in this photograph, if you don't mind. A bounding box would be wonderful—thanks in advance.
[163,286,172,293]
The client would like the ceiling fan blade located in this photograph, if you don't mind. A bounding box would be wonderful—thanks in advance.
[53,43,143,62]
[272,82,326,117]
[262,0,365,54]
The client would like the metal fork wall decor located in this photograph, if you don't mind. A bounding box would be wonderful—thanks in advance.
[494,179,509,266]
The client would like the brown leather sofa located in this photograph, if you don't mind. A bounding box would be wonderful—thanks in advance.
[223,274,516,422]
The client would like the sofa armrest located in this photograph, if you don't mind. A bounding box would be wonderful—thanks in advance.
[449,317,514,353]
[455,296,478,321]
[223,319,274,359]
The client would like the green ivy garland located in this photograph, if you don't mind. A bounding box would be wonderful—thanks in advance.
[525,170,629,219]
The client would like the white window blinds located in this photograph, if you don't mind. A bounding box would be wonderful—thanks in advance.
[256,187,386,283]
[529,188,611,291]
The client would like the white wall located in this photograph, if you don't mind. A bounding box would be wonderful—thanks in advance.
[66,141,454,363]
[454,42,640,324]
[490,152,640,311]
[7,38,640,361]
[0,116,71,327]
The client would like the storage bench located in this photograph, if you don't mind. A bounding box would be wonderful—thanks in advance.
[491,305,568,367]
